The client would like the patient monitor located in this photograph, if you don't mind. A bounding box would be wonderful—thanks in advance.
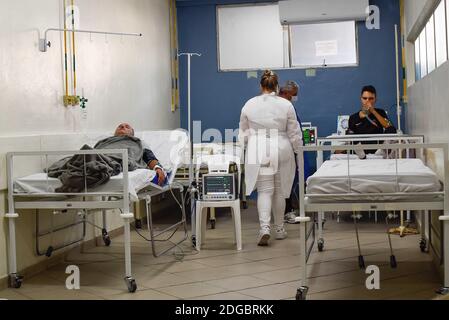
[202,174,236,201]
[301,122,317,146]
[195,153,240,202]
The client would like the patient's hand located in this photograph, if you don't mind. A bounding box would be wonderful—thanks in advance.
[155,168,166,186]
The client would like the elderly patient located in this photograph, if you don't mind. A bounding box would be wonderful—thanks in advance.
[107,123,166,186]
[47,123,167,195]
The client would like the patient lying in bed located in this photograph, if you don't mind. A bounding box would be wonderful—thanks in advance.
[47,123,167,192]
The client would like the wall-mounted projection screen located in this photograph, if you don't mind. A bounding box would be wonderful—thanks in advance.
[290,21,358,68]
[217,3,285,71]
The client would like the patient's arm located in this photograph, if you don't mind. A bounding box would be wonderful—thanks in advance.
[143,148,166,185]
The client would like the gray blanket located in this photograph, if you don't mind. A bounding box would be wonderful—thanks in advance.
[47,136,147,193]
[94,136,148,171]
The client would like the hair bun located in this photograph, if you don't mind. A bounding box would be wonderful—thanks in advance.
[263,70,274,77]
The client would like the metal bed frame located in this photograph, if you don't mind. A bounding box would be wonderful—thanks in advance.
[314,134,426,242]
[295,140,449,300]
[5,149,188,293]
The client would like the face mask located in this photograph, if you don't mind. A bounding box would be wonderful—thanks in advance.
[291,96,298,103]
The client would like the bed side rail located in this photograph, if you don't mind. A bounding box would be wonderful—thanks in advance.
[6,149,130,211]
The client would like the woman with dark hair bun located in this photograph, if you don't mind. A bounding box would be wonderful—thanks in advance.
[239,70,303,246]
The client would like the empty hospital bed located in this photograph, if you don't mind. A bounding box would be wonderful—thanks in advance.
[294,136,449,300]
[5,129,190,292]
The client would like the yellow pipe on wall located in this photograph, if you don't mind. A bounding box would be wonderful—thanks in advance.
[400,0,408,103]
[71,0,77,97]
[63,0,69,98]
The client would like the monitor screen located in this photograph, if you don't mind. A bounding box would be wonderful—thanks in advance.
[204,175,234,195]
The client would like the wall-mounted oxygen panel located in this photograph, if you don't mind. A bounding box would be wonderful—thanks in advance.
[279,0,370,24]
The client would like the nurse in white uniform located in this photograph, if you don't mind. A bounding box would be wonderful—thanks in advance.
[239,70,302,246]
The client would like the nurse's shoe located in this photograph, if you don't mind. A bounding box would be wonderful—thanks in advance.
[258,227,271,246]
[275,227,288,240]
[284,212,299,224]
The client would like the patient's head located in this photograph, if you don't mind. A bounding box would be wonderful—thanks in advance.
[115,123,135,137]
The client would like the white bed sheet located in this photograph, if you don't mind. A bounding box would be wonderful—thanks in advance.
[306,159,441,201]
[330,154,384,160]
[14,169,158,202]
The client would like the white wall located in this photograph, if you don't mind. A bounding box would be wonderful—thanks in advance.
[0,0,179,136]
[404,0,429,37]
[404,0,449,269]
[404,0,449,144]
[0,0,178,282]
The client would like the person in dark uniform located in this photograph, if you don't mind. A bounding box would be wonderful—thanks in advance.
[279,81,307,223]
[347,85,397,157]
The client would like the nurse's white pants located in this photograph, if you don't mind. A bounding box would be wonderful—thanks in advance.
[256,172,285,230]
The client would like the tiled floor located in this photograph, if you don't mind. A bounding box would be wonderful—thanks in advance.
[1,206,447,300]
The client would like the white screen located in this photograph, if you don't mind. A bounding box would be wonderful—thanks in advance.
[290,21,357,67]
[217,3,285,71]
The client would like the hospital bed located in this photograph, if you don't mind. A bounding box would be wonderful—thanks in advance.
[5,130,190,292]
[294,136,449,300]
[319,134,425,225]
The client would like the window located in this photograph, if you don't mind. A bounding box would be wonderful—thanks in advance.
[414,0,449,81]
[447,0,449,53]
[415,36,421,81]
[419,29,428,77]
[216,3,358,71]
[435,0,447,67]
[426,16,436,73]
[290,21,357,68]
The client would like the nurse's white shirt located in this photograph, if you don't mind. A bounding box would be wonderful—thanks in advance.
[239,93,303,198]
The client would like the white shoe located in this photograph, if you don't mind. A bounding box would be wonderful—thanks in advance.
[275,227,288,240]
[354,143,366,160]
[284,212,299,224]
[258,228,271,246]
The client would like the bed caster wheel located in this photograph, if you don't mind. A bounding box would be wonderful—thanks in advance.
[318,239,324,252]
[436,287,449,295]
[358,255,366,269]
[103,234,111,247]
[242,201,248,210]
[125,277,137,293]
[390,255,397,269]
[45,246,54,258]
[102,229,111,246]
[419,239,427,252]
[9,274,23,289]
[296,286,309,301]
[210,219,216,230]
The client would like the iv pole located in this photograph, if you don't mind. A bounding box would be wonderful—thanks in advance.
[395,24,402,134]
[178,52,202,242]
[390,25,417,236]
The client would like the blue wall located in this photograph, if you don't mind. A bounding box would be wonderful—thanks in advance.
[177,0,403,141]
